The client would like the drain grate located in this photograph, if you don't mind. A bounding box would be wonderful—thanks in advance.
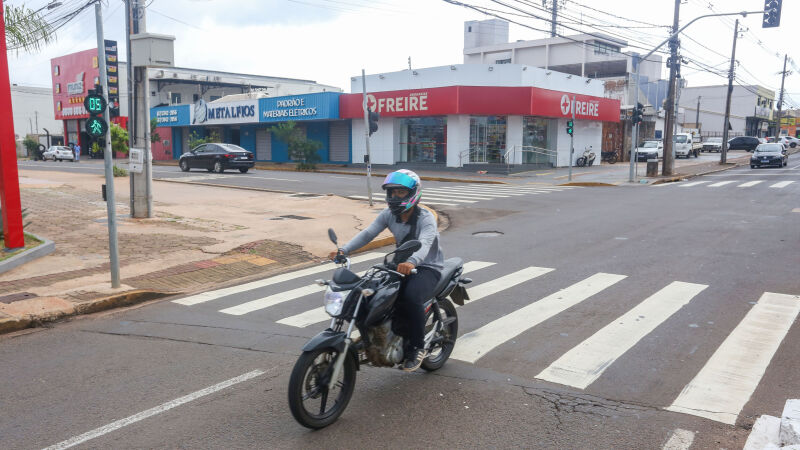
[270,215,313,221]
[472,231,504,237]
[290,193,323,198]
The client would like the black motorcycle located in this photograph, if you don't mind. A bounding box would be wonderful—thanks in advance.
[288,229,471,429]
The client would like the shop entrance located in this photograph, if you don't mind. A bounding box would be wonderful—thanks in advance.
[469,116,506,163]
[397,117,446,163]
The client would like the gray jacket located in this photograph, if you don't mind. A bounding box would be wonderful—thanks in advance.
[341,207,444,269]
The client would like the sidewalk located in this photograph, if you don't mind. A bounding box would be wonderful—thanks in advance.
[0,169,403,334]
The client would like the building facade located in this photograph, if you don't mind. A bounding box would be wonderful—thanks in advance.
[10,84,62,145]
[341,64,619,168]
[677,84,776,138]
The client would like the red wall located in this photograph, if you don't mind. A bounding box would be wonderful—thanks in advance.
[151,127,173,160]
[51,48,100,121]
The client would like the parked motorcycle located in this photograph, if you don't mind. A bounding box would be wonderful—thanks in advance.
[288,228,471,429]
[576,146,596,167]
[600,149,618,164]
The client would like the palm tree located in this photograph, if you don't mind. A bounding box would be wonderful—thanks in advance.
[4,3,56,53]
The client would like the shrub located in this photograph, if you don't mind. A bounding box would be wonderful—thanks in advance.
[110,123,129,155]
[112,165,128,177]
[270,121,323,170]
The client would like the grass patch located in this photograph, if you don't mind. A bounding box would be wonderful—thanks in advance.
[0,233,43,262]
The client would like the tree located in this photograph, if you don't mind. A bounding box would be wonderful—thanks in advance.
[150,118,161,144]
[271,121,322,170]
[110,123,128,155]
[4,4,55,53]
[186,130,220,150]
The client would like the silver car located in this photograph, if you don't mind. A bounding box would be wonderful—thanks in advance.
[42,146,75,162]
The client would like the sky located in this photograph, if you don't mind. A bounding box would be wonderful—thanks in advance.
[7,0,800,110]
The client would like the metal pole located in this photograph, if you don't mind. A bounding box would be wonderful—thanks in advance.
[775,54,788,140]
[550,0,557,37]
[361,69,373,206]
[695,96,701,131]
[569,95,574,181]
[95,2,120,288]
[629,62,639,182]
[662,0,681,177]
[124,0,134,213]
[721,19,738,165]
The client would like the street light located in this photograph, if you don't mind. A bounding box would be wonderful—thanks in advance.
[628,9,766,182]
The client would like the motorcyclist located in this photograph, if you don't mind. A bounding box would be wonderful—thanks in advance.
[329,169,444,372]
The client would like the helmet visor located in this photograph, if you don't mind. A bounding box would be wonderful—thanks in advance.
[382,171,417,190]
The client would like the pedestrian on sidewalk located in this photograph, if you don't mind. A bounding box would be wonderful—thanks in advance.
[74,143,80,162]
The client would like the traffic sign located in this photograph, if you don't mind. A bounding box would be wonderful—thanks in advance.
[86,117,109,138]
[84,94,107,116]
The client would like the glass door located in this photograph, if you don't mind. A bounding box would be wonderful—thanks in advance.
[469,117,488,163]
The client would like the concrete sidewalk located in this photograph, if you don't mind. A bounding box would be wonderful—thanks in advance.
[0,169,405,334]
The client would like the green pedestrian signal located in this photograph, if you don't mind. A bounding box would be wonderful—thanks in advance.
[86,117,108,138]
[566,119,574,136]
[84,94,107,116]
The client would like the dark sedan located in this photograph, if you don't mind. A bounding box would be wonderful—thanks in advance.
[728,136,761,152]
[179,143,254,173]
[750,143,788,168]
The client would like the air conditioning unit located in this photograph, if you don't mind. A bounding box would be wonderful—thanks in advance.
[156,70,164,78]
[191,74,198,80]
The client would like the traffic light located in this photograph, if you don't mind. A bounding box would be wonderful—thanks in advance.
[368,109,380,136]
[763,0,782,28]
[84,90,108,140]
[631,102,644,125]
[566,119,574,136]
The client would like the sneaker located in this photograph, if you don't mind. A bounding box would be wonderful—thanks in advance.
[402,348,427,372]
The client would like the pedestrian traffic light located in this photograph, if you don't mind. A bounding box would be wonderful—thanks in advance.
[566,119,574,136]
[763,0,782,28]
[368,109,380,136]
[84,91,108,141]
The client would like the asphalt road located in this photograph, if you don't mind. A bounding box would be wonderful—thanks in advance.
[3,154,799,449]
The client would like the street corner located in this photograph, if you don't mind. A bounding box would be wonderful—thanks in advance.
[558,181,618,187]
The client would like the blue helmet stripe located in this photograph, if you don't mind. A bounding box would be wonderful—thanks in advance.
[382,171,417,189]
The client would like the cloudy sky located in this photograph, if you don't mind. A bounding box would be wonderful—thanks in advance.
[7,0,799,109]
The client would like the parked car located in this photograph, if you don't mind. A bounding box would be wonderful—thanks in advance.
[42,145,75,162]
[636,140,663,161]
[179,143,255,173]
[750,143,788,168]
[778,136,799,148]
[701,137,723,152]
[673,133,700,158]
[728,136,761,151]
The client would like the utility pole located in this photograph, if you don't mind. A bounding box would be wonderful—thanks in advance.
[126,0,152,217]
[674,78,683,136]
[662,0,681,176]
[568,95,575,181]
[550,0,558,37]
[695,96,701,131]
[95,2,121,288]
[721,19,739,164]
[775,54,788,140]
[361,69,373,206]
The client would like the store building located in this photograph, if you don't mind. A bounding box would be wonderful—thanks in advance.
[779,110,799,137]
[149,91,351,163]
[677,84,776,138]
[339,64,619,168]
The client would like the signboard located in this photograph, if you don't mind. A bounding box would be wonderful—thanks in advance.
[192,99,258,125]
[259,92,339,123]
[129,148,144,173]
[754,105,771,119]
[104,40,120,117]
[152,105,192,126]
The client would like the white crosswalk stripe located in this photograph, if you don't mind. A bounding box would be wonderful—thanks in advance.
[276,261,500,328]
[708,181,737,187]
[769,180,795,188]
[737,180,764,187]
[666,292,800,425]
[172,252,384,306]
[451,272,626,363]
[346,195,457,207]
[346,183,575,207]
[536,281,708,389]
[679,181,710,187]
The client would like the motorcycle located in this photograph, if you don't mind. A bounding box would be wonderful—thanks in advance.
[600,149,618,164]
[288,228,471,429]
[575,146,596,167]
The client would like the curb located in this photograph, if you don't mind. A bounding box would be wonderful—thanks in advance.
[0,290,174,336]
[0,233,55,275]
[558,182,617,187]
[153,177,300,195]
[152,160,507,185]
[650,160,747,185]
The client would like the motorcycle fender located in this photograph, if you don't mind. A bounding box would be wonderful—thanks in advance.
[449,284,470,306]
[301,329,361,371]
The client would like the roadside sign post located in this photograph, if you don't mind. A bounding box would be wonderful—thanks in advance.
[94,2,121,288]
[361,69,373,206]
[568,97,575,182]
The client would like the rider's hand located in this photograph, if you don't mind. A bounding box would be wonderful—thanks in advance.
[397,262,415,276]
[328,251,338,261]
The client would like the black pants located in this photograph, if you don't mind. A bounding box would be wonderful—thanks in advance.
[396,266,441,350]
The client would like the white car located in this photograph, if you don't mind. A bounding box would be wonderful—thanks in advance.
[636,140,663,161]
[43,146,75,161]
[778,136,799,149]
[701,137,723,152]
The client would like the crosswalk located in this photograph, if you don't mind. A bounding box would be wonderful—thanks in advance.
[170,256,799,425]
[658,179,796,189]
[346,184,580,207]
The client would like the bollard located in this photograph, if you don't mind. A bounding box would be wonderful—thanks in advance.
[646,159,659,177]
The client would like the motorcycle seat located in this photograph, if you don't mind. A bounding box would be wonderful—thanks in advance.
[432,257,463,296]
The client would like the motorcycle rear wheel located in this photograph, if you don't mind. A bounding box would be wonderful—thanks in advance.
[576,157,586,167]
[422,299,458,372]
[288,347,356,429]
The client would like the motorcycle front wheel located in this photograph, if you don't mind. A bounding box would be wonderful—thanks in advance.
[288,347,356,429]
[576,157,586,167]
[422,298,458,372]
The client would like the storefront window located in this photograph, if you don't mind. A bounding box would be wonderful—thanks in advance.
[522,117,557,165]
[469,116,506,163]
[398,117,446,163]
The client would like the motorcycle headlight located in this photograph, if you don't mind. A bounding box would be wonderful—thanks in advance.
[323,286,346,317]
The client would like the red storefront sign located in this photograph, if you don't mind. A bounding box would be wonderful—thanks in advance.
[51,48,100,121]
[339,86,620,122]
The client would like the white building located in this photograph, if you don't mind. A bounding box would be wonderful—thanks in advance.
[340,64,620,168]
[10,85,62,143]
[677,84,775,138]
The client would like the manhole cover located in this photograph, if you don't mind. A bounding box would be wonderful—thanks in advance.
[472,231,504,237]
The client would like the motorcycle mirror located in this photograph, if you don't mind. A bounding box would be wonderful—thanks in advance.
[396,240,422,253]
[327,228,338,245]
